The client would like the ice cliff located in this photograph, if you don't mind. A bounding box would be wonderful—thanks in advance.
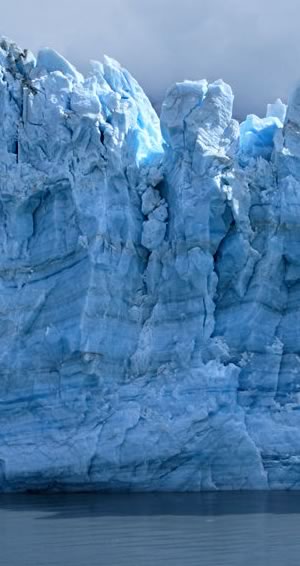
[1,39,300,491]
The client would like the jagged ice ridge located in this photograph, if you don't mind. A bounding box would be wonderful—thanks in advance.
[0,38,299,491]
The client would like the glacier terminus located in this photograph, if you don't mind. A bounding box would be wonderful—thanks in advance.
[1,38,300,491]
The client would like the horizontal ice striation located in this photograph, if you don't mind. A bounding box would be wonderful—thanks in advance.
[0,38,300,491]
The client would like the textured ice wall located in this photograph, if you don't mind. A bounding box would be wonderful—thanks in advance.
[0,39,299,491]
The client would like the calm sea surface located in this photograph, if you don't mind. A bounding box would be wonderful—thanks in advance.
[1,491,300,566]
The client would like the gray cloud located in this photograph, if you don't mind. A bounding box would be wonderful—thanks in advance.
[2,0,300,118]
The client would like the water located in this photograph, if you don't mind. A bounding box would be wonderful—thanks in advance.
[1,492,300,566]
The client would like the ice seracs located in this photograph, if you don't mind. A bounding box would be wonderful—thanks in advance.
[0,39,300,491]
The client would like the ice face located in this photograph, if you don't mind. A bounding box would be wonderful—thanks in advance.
[0,39,300,491]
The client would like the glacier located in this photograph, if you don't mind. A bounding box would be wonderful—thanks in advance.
[1,38,300,491]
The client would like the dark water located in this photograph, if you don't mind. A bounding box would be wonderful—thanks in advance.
[1,492,300,566]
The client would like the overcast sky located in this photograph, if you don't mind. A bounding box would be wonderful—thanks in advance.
[1,0,300,118]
